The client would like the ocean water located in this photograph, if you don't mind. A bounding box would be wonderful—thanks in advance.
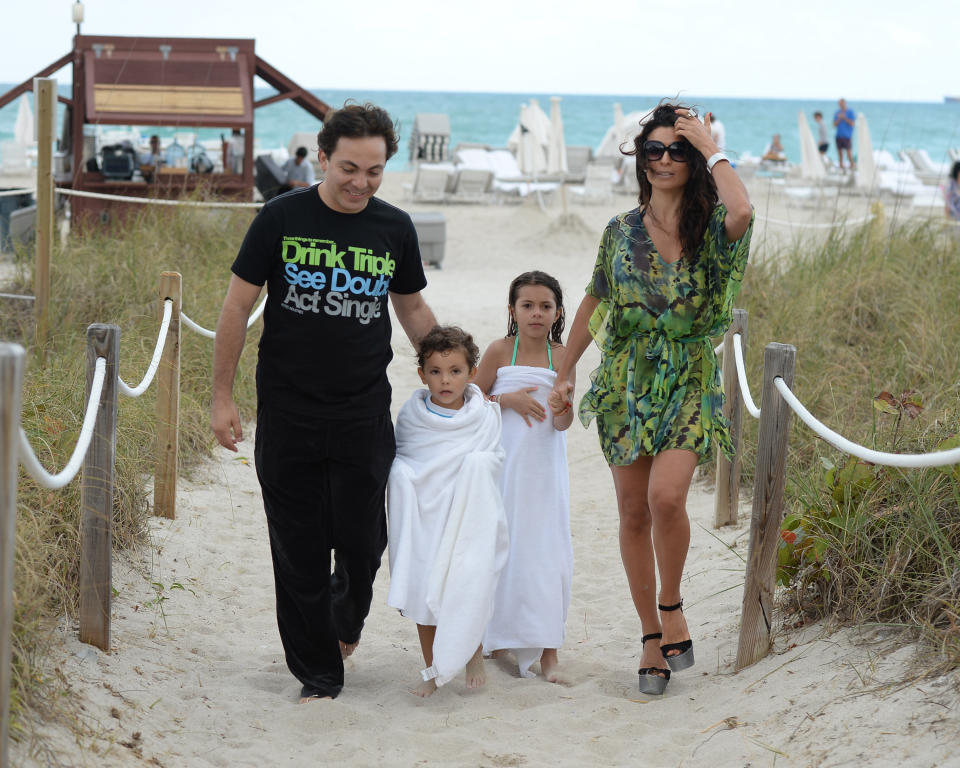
[2,85,960,171]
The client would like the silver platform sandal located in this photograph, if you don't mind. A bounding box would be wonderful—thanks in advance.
[637,633,671,695]
[659,599,695,671]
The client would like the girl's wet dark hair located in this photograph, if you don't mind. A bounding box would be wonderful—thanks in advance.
[506,270,565,344]
[952,160,960,182]
[416,325,480,369]
[624,100,718,260]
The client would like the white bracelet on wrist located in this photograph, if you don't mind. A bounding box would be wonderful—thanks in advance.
[706,152,728,172]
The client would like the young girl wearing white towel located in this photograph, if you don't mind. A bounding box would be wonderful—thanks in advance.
[475,271,574,682]
[387,325,509,697]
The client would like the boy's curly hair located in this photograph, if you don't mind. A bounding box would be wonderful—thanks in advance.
[416,325,479,369]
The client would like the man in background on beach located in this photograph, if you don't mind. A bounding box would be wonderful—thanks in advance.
[833,98,856,170]
[211,102,437,703]
[279,146,315,192]
[710,114,725,152]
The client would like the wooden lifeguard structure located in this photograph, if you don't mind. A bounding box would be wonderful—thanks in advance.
[0,35,331,225]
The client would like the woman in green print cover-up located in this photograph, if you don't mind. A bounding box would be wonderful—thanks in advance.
[549,102,753,695]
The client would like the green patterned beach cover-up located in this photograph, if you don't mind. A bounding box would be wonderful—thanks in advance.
[580,204,753,466]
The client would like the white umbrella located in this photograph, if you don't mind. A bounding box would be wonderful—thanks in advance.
[855,112,877,191]
[511,103,548,176]
[546,96,567,176]
[596,106,650,158]
[14,94,34,145]
[797,111,825,180]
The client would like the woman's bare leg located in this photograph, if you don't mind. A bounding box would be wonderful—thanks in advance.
[610,458,665,676]
[413,624,438,697]
[648,449,698,657]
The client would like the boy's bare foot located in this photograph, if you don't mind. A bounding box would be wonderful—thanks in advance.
[298,694,332,704]
[539,649,567,684]
[340,639,359,659]
[412,678,437,698]
[465,646,486,689]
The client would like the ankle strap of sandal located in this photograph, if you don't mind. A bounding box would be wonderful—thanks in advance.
[658,599,684,612]
[641,632,663,645]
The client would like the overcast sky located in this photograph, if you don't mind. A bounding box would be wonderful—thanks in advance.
[1,0,954,102]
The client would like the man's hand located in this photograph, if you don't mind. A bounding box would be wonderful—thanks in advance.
[211,395,243,451]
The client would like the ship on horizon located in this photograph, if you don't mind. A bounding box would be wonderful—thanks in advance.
[946,96,960,103]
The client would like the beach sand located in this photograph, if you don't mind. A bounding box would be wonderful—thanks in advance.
[9,173,960,767]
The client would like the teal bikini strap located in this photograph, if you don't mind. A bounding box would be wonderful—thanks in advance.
[512,334,554,369]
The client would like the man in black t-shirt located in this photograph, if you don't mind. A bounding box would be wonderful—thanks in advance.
[212,104,437,702]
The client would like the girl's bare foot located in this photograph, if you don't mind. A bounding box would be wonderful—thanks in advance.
[412,678,437,698]
[539,649,566,684]
[340,639,359,659]
[465,646,486,689]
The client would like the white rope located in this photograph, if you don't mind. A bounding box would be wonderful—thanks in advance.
[180,292,267,339]
[773,377,960,468]
[17,357,106,489]
[56,187,262,209]
[753,212,875,229]
[118,300,172,397]
[733,333,761,419]
[0,187,33,198]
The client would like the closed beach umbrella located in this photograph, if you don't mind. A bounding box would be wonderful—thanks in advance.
[855,113,877,191]
[546,97,568,176]
[596,105,649,159]
[797,111,825,180]
[514,103,548,176]
[14,94,34,145]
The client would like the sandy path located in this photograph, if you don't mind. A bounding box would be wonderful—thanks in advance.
[12,175,960,767]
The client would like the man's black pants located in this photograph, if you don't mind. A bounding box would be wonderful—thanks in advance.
[254,406,394,699]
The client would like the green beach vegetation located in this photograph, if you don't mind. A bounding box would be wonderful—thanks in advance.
[736,212,960,670]
[3,202,958,740]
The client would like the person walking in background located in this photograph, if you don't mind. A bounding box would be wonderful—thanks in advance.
[549,102,753,696]
[813,111,829,157]
[944,161,960,222]
[833,98,856,170]
[211,103,437,703]
[709,113,725,152]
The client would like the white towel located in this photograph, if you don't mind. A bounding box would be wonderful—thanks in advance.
[482,366,572,678]
[387,384,508,686]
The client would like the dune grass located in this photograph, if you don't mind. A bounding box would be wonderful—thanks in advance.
[5,204,260,738]
[735,212,960,670]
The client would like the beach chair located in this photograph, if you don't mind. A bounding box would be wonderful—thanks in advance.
[900,149,947,184]
[564,145,593,183]
[403,164,453,203]
[568,161,612,203]
[450,169,493,202]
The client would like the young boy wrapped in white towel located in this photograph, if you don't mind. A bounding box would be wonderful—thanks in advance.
[387,325,509,697]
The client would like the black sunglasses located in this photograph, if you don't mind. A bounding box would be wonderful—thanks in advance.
[643,140,688,162]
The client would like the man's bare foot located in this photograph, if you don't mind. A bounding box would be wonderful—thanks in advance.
[465,646,486,689]
[412,678,437,698]
[540,649,567,684]
[340,639,359,659]
[298,694,332,704]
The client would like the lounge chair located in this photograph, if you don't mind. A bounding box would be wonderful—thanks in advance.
[449,169,493,202]
[403,163,455,203]
[568,161,612,203]
[455,147,560,201]
[900,149,947,184]
[564,146,593,183]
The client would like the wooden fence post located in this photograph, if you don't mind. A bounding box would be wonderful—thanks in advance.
[715,309,748,527]
[736,342,796,671]
[33,78,56,348]
[79,324,119,650]
[0,344,26,768]
[154,272,181,519]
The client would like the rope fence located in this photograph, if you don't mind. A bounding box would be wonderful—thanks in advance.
[713,311,960,671]
[55,187,262,209]
[0,188,33,199]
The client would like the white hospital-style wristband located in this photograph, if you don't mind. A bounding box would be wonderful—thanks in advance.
[706,152,728,172]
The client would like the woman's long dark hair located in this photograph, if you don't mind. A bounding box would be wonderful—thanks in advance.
[625,101,718,258]
[506,270,565,344]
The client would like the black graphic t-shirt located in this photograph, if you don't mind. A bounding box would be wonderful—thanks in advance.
[232,187,427,419]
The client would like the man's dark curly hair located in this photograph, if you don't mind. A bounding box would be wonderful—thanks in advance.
[416,325,480,369]
[624,100,718,259]
[317,101,399,160]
